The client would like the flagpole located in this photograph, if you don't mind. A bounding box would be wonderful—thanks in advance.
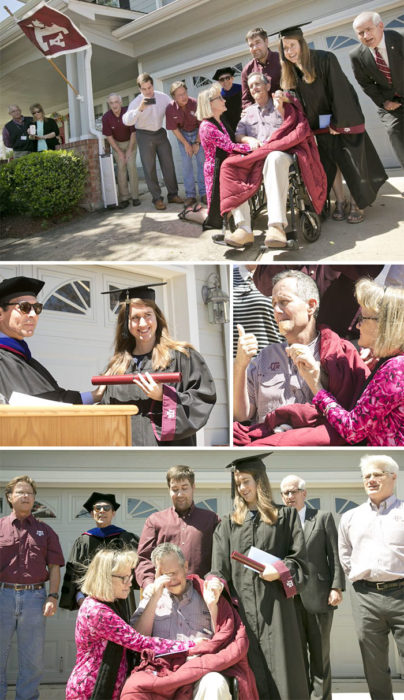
[4,5,82,99]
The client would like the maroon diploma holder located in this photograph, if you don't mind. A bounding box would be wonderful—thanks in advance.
[91,372,182,385]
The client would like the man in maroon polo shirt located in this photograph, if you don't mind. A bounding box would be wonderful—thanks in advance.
[166,82,207,207]
[102,93,140,209]
[135,465,220,590]
[0,475,64,700]
[241,27,281,109]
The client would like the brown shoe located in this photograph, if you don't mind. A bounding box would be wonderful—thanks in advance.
[201,195,208,205]
[264,226,287,248]
[224,228,254,248]
[167,194,184,204]
[154,199,166,210]
[184,197,197,207]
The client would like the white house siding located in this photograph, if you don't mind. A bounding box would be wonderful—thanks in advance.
[0,263,229,445]
[0,448,403,683]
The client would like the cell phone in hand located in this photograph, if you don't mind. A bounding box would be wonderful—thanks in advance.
[144,97,156,105]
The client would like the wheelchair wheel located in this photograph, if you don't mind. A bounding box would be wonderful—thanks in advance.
[299,211,321,243]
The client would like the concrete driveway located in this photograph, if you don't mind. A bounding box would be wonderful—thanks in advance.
[1,169,402,262]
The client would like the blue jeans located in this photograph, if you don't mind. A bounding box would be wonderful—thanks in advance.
[177,128,206,198]
[0,586,46,700]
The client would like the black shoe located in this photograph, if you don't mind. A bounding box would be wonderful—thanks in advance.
[132,198,141,207]
[118,200,130,209]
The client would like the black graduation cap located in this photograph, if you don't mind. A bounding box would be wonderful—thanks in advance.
[102,282,166,340]
[102,282,167,304]
[268,21,312,38]
[0,276,45,304]
[83,492,120,513]
[226,453,272,498]
[212,66,236,81]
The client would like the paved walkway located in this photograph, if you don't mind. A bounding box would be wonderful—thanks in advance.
[1,170,402,262]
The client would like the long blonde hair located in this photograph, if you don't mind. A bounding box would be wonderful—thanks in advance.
[232,466,278,526]
[81,548,138,602]
[280,33,316,89]
[105,298,193,374]
[355,278,404,357]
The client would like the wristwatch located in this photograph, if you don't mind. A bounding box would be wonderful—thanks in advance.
[48,592,59,600]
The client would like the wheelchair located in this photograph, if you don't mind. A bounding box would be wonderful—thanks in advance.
[224,153,322,251]
[251,153,322,249]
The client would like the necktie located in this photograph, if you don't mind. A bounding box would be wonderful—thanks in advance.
[374,47,392,84]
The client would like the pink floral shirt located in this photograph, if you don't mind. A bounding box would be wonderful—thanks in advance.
[199,120,250,206]
[313,355,404,446]
[65,596,193,699]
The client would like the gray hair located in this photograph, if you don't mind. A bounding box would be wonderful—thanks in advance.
[107,93,122,103]
[151,543,186,567]
[280,474,306,492]
[272,270,320,316]
[353,12,383,30]
[360,454,399,476]
[8,105,20,114]
[247,72,269,86]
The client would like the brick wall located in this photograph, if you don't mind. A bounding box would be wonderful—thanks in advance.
[57,139,103,211]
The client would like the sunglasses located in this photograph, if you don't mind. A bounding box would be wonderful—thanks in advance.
[93,504,113,511]
[218,75,232,82]
[5,301,43,315]
[357,313,378,324]
[32,110,42,114]
[112,573,133,584]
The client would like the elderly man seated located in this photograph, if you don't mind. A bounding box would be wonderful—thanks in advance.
[233,269,370,446]
[120,543,257,700]
[222,73,326,249]
[225,72,292,248]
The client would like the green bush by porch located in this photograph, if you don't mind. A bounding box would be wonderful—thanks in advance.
[0,150,87,218]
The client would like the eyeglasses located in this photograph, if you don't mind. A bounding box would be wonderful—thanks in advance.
[93,504,113,512]
[5,301,43,315]
[357,313,378,324]
[281,489,303,496]
[209,96,225,102]
[112,573,133,584]
[218,75,232,83]
[362,471,390,480]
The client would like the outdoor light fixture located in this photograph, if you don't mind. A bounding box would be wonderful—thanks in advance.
[201,273,229,325]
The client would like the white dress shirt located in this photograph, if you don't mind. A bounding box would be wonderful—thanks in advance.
[123,90,171,131]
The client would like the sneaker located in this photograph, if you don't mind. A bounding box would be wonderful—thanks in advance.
[154,199,167,210]
[132,198,141,207]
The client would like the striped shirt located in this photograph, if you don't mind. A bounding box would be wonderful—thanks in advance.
[233,266,283,357]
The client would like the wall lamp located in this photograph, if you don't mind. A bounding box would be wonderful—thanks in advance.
[201,272,229,325]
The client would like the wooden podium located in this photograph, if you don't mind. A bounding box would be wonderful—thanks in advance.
[0,405,139,446]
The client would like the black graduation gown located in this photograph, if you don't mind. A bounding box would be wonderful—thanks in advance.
[292,50,387,208]
[60,529,139,615]
[0,346,82,404]
[211,506,309,700]
[101,349,216,446]
[222,84,242,132]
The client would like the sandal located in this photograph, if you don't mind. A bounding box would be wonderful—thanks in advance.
[178,203,207,225]
[332,200,348,221]
[347,206,365,224]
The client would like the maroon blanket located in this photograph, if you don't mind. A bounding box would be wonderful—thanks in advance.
[220,96,327,215]
[120,575,258,700]
[233,326,370,446]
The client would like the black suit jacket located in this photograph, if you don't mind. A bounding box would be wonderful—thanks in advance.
[350,30,404,108]
[299,508,345,614]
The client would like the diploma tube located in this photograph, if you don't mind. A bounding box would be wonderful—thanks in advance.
[231,551,265,573]
[91,372,182,386]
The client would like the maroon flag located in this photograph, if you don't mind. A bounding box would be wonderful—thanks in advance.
[18,2,89,59]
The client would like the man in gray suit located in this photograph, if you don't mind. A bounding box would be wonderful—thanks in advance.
[350,11,404,167]
[281,475,345,700]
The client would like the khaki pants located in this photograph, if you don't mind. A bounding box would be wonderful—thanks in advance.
[112,139,139,202]
[192,672,231,700]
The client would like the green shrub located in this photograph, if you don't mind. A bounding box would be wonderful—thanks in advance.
[0,159,19,215]
[1,150,87,218]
